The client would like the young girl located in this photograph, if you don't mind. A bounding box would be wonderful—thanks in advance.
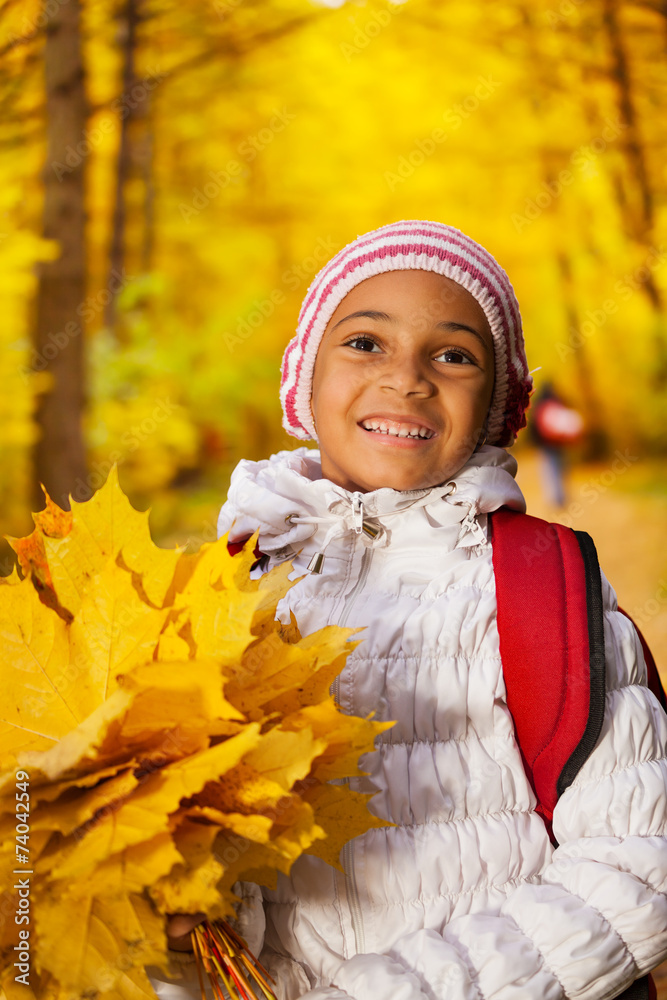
[155,220,667,1000]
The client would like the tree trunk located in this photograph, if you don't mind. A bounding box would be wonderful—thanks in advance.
[602,0,654,241]
[601,0,667,386]
[601,1,665,297]
[31,0,89,512]
[141,120,155,272]
[104,0,139,333]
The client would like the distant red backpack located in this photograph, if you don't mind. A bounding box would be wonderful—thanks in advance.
[533,398,585,446]
[490,509,666,1000]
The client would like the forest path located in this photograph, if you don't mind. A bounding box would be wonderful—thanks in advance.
[516,449,667,674]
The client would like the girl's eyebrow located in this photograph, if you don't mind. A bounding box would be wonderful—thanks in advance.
[330,310,489,352]
[330,309,392,331]
[435,320,491,352]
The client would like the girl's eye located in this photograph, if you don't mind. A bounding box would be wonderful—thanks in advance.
[435,349,474,365]
[345,337,381,353]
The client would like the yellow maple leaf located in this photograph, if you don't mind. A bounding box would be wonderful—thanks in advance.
[169,537,264,665]
[25,466,179,618]
[149,819,228,918]
[283,699,395,782]
[0,768,138,841]
[0,577,76,744]
[242,727,328,791]
[35,886,168,997]
[300,783,391,870]
[66,561,172,707]
[226,625,361,719]
[86,832,184,898]
[0,464,392,999]
[190,761,289,815]
[213,794,327,895]
[47,726,262,880]
[5,490,73,621]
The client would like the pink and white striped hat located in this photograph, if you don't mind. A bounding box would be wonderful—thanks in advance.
[280,220,532,448]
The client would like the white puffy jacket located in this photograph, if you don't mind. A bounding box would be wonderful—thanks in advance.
[150,445,667,1000]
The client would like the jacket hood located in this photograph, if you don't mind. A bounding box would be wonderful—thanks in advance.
[217,445,526,564]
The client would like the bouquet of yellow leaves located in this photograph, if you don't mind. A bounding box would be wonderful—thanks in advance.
[0,466,391,1000]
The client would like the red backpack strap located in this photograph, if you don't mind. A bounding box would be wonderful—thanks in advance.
[490,509,655,1000]
[489,509,607,833]
[618,608,667,712]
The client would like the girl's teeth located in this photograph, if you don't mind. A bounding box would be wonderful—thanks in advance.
[361,420,432,439]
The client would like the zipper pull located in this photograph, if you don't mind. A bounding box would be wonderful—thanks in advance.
[457,502,486,545]
[351,492,364,534]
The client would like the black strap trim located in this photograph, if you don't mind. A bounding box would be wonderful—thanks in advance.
[551,531,653,1000]
[556,530,607,798]
[615,976,651,1000]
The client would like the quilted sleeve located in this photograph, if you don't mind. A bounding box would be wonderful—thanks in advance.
[299,571,667,1000]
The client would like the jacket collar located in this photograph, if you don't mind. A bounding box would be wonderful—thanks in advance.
[217,445,526,560]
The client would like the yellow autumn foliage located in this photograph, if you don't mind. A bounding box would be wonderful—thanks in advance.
[0,466,392,1000]
[2,0,667,549]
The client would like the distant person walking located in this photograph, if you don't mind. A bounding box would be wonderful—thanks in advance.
[529,382,584,506]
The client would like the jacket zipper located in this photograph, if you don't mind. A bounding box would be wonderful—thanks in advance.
[333,494,374,955]
[338,545,374,630]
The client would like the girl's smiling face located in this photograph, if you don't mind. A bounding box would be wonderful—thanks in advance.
[310,269,495,493]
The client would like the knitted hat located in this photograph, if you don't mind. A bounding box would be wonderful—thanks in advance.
[280,220,532,448]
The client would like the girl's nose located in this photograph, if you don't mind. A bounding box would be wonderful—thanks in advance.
[378,353,434,397]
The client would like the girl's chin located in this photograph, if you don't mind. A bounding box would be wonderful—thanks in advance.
[319,436,476,492]
[345,460,456,493]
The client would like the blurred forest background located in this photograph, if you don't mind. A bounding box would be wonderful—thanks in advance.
[1,0,666,661]
[2,3,667,991]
